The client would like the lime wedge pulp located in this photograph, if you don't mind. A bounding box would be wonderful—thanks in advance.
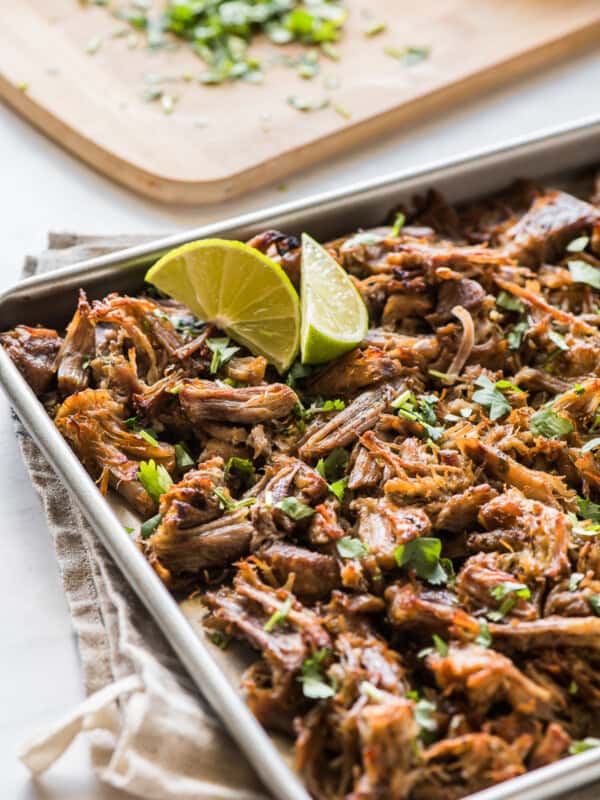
[145,239,300,373]
[300,233,368,364]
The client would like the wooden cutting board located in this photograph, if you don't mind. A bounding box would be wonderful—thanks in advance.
[1,0,598,205]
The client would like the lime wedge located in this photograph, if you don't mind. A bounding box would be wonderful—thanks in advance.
[300,233,368,364]
[145,239,300,373]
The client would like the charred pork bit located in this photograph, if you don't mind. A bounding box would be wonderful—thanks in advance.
[204,562,330,672]
[180,380,298,424]
[478,489,570,579]
[363,328,440,361]
[306,346,402,397]
[426,643,552,718]
[55,290,95,395]
[459,438,572,505]
[251,457,328,545]
[502,190,599,266]
[545,578,600,617]
[352,696,422,800]
[348,444,383,490]
[413,733,525,800]
[434,484,498,532]
[353,496,431,570]
[0,325,61,395]
[529,723,572,768]
[298,385,391,460]
[259,542,341,600]
[456,553,539,620]
[55,388,174,517]
[146,458,255,574]
[386,582,479,639]
[224,355,267,385]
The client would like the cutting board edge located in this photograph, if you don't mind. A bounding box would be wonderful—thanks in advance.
[2,20,598,206]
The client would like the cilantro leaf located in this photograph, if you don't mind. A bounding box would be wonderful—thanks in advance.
[336,536,368,559]
[140,512,163,540]
[491,581,531,601]
[264,596,293,632]
[475,619,492,648]
[394,537,451,585]
[577,496,600,522]
[507,321,528,350]
[276,496,315,520]
[472,375,512,421]
[328,476,348,502]
[391,212,405,236]
[206,337,240,374]
[414,698,437,732]
[496,290,525,313]
[298,648,335,699]
[589,595,600,616]
[393,390,444,440]
[138,459,173,502]
[548,330,568,352]
[175,442,194,470]
[529,408,573,439]
[302,398,346,419]
[569,260,600,290]
[225,456,256,487]
[569,738,600,755]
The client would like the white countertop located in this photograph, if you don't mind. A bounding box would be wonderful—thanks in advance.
[1,50,599,800]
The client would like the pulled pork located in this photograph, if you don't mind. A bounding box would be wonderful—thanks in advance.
[4,177,600,799]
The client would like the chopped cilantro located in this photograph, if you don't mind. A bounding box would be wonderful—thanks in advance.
[213,487,256,513]
[589,595,600,616]
[328,476,348,502]
[472,375,512,421]
[577,496,600,522]
[432,634,448,656]
[264,596,293,632]
[394,537,451,585]
[225,456,256,487]
[392,390,444,440]
[298,648,335,699]
[276,496,315,520]
[507,321,528,350]
[302,398,346,419]
[548,330,569,351]
[140,512,163,539]
[529,408,573,439]
[496,290,525,313]
[138,460,173,502]
[336,536,368,559]
[491,581,531,601]
[175,442,194,470]
[391,212,406,236]
[206,338,239,374]
[139,428,159,447]
[316,447,348,482]
[475,619,492,648]
[569,260,600,290]
[210,630,231,650]
[414,698,437,732]
[569,738,600,755]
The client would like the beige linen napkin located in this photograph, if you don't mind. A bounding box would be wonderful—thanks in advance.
[14,234,266,800]
[13,234,599,800]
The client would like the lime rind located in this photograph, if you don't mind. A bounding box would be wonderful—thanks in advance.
[300,233,369,364]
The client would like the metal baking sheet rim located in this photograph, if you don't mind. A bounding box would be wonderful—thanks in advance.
[1,115,600,800]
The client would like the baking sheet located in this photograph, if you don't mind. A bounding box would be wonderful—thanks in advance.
[2,116,600,800]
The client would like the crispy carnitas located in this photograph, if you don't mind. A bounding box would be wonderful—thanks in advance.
[4,178,600,799]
